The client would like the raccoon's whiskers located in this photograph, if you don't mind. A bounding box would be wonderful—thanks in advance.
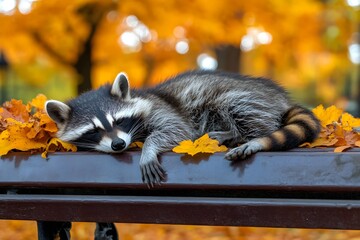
[129,118,145,139]
[70,139,99,150]
[132,133,147,142]
[128,118,143,133]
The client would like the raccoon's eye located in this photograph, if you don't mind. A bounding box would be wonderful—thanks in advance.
[115,119,123,126]
[87,128,99,135]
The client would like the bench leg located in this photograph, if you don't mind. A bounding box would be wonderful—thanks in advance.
[37,221,72,240]
[95,222,119,240]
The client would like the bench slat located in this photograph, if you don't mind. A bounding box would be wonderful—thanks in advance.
[0,150,360,193]
[1,194,360,229]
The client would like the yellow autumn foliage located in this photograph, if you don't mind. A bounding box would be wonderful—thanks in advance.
[301,105,360,152]
[0,95,76,157]
[312,105,343,127]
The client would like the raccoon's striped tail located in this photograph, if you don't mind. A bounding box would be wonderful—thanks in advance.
[225,106,321,160]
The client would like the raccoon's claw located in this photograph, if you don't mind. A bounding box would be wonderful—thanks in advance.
[225,140,263,160]
[140,160,166,187]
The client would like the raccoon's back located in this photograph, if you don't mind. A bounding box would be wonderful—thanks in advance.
[146,71,292,137]
[150,71,291,110]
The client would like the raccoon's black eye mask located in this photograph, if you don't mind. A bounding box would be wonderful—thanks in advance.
[115,116,142,133]
[86,128,102,135]
[71,128,103,151]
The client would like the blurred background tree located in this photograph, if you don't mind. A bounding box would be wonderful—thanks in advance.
[0,0,359,114]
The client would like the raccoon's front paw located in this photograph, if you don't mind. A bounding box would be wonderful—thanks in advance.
[140,159,166,187]
[225,140,263,160]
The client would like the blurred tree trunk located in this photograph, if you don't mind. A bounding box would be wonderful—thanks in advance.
[215,45,241,73]
[75,2,114,94]
[142,54,156,87]
[33,2,115,95]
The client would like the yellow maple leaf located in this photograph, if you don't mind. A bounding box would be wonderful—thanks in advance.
[341,113,360,131]
[0,127,47,156]
[312,105,342,127]
[34,111,58,133]
[172,134,228,156]
[5,117,34,129]
[41,138,77,158]
[28,94,47,111]
[173,140,202,156]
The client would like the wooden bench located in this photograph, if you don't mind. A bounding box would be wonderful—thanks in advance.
[1,149,360,239]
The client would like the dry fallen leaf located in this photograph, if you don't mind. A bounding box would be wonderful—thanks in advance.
[0,95,76,157]
[303,105,360,152]
[129,141,144,149]
[341,112,360,131]
[172,134,228,156]
[41,138,77,158]
[334,145,352,153]
[312,104,343,127]
[300,137,338,148]
[28,94,47,110]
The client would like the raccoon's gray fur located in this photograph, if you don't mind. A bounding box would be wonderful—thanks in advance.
[45,70,320,186]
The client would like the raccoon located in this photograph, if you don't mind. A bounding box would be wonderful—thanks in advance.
[45,71,320,186]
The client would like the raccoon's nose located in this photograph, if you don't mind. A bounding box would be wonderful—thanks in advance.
[111,138,126,151]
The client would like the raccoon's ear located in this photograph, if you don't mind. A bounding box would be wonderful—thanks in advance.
[45,100,71,125]
[111,72,131,100]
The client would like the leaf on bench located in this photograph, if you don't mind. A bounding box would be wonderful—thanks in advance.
[172,134,227,156]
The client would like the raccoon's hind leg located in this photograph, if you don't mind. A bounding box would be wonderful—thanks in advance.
[225,106,320,160]
[225,138,267,160]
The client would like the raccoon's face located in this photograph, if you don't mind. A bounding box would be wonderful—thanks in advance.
[45,72,152,153]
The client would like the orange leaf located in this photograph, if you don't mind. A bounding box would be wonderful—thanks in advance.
[355,141,360,147]
[28,94,47,111]
[173,134,228,156]
[344,130,360,146]
[301,137,338,148]
[26,122,42,139]
[35,112,58,133]
[41,138,77,158]
[2,99,30,123]
[334,145,352,153]
[334,138,347,147]
[44,121,58,133]
[333,124,344,138]
[129,141,144,149]
[0,107,13,120]
[0,95,62,156]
